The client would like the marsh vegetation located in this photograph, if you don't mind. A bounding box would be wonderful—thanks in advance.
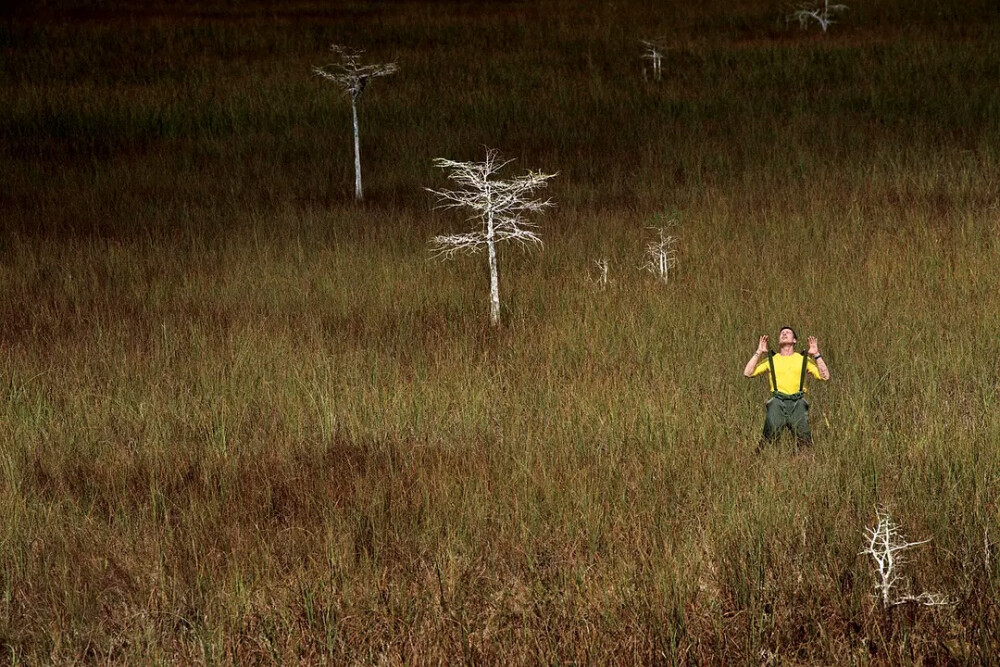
[2,0,999,661]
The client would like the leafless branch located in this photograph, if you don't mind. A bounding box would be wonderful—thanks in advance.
[985,527,992,572]
[428,232,483,257]
[590,258,610,289]
[640,224,679,284]
[788,0,848,32]
[641,37,668,81]
[860,506,950,609]
[313,45,398,100]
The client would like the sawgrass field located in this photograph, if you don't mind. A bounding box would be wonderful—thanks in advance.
[2,0,999,662]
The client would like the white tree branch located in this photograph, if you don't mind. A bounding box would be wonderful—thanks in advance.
[860,506,950,609]
[313,45,398,99]
[640,224,679,284]
[788,1,848,32]
[641,37,667,81]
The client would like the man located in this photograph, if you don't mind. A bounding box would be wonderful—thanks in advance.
[743,327,830,446]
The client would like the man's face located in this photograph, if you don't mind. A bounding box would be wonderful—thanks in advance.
[779,328,797,345]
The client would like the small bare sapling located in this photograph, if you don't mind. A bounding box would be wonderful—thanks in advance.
[590,258,611,290]
[860,507,950,609]
[641,223,679,284]
[985,527,992,572]
[427,149,556,326]
[314,45,398,201]
[788,0,847,32]
[641,38,667,82]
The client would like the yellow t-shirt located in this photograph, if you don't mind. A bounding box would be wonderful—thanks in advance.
[751,353,824,394]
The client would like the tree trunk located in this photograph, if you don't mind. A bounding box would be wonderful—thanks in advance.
[486,210,500,326]
[352,97,363,201]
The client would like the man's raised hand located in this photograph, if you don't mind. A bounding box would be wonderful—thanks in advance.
[808,336,820,356]
[757,335,769,355]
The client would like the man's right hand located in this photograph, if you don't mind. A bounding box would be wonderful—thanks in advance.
[757,335,769,355]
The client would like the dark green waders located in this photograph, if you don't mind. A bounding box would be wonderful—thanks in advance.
[761,351,812,446]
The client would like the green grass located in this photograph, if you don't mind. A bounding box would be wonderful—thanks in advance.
[1,0,999,662]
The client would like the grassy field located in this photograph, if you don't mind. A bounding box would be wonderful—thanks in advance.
[2,0,1000,662]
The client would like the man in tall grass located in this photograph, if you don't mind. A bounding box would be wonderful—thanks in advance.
[744,327,830,446]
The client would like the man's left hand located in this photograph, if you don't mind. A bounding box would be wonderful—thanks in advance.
[808,336,820,357]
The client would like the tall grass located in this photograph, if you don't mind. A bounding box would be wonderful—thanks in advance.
[1,0,999,661]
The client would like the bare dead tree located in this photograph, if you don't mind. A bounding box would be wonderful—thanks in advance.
[985,527,992,572]
[427,149,556,326]
[314,45,398,201]
[788,0,848,32]
[591,258,610,290]
[641,38,667,82]
[641,223,679,284]
[861,507,950,609]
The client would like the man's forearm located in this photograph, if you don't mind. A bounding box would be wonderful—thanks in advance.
[814,356,830,380]
[744,352,763,377]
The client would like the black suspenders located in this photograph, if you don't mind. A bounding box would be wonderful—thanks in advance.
[799,352,809,393]
[767,351,777,394]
